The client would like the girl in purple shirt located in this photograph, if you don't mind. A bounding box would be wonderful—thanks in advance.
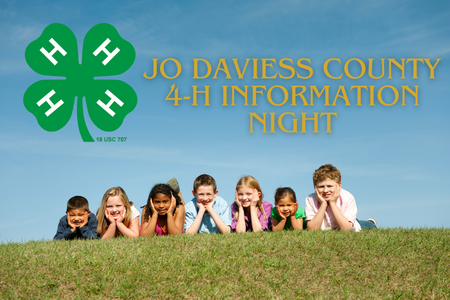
[231,176,272,232]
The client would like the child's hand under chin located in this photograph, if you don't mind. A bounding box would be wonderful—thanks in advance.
[329,184,341,203]
[168,194,176,215]
[290,202,298,217]
[116,209,126,223]
[105,208,126,223]
[78,213,89,228]
[196,199,209,212]
[250,189,260,207]
[315,187,328,205]
[67,214,77,232]
[150,198,158,216]
[234,190,242,208]
[204,199,214,212]
[276,205,287,220]
[105,210,115,223]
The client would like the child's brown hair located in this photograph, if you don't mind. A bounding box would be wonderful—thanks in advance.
[274,187,297,204]
[313,164,341,186]
[193,174,217,193]
[66,196,89,212]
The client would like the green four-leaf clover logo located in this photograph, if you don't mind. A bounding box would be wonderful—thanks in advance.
[24,23,137,142]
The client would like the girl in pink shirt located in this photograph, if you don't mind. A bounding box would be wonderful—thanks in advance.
[140,184,185,236]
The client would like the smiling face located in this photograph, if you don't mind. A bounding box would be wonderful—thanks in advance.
[67,208,89,226]
[315,178,342,200]
[237,187,260,207]
[276,197,296,217]
[193,185,218,206]
[105,195,125,219]
[152,193,171,215]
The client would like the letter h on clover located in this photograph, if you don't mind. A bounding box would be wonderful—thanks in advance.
[24,23,137,142]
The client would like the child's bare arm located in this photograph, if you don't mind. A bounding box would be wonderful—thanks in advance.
[329,203,352,230]
[101,210,118,239]
[178,191,185,205]
[249,189,263,232]
[140,205,158,237]
[291,217,303,230]
[172,204,186,234]
[234,208,246,233]
[272,217,286,231]
[166,195,184,235]
[307,188,328,231]
[272,205,287,231]
[249,207,262,232]
[185,203,206,234]
[328,185,352,230]
[117,218,139,237]
[116,209,139,237]
[101,223,117,239]
[234,191,246,233]
[206,201,231,234]
[290,203,303,230]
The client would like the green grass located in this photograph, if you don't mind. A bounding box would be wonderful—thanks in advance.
[1,229,449,299]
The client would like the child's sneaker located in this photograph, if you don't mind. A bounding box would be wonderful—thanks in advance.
[167,178,180,194]
[367,218,377,226]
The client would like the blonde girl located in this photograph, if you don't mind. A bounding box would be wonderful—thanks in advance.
[271,187,305,231]
[96,187,140,238]
[231,176,272,232]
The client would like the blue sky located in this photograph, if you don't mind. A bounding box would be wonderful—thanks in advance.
[1,0,449,242]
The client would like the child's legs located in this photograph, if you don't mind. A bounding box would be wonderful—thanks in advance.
[357,218,377,229]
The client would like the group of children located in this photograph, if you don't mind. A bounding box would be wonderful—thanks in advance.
[54,164,377,240]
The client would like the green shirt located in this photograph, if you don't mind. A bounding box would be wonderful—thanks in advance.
[271,206,306,230]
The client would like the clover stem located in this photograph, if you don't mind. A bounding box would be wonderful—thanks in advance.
[77,96,94,142]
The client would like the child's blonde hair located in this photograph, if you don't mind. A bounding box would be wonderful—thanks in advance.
[96,187,133,234]
[234,175,267,221]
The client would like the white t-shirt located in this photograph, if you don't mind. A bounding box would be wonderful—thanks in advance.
[305,188,361,232]
[131,205,140,221]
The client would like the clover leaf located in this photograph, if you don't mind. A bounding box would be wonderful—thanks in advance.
[24,23,137,142]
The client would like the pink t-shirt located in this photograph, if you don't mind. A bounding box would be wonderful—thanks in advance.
[155,220,167,236]
[305,188,361,232]
[154,218,184,236]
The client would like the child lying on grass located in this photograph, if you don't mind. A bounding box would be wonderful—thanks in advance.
[140,184,185,236]
[231,175,272,232]
[305,164,377,231]
[96,187,140,238]
[54,196,98,240]
[271,187,305,231]
[184,174,231,234]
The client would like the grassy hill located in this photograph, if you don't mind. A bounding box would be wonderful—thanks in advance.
[1,229,449,299]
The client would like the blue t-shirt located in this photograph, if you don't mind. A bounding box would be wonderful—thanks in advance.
[184,196,231,233]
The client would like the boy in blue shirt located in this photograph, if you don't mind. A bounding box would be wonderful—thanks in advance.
[184,174,231,234]
[54,196,99,240]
